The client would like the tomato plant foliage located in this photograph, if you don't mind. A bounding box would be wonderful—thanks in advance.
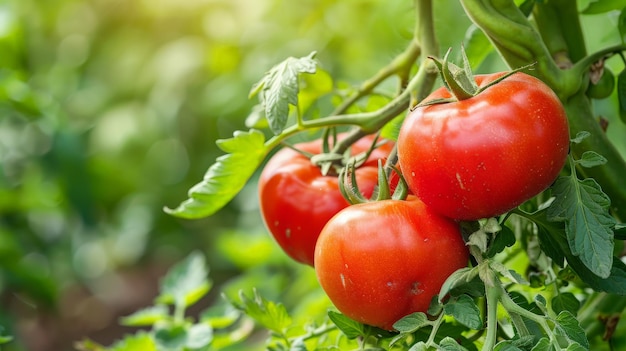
[77,0,626,350]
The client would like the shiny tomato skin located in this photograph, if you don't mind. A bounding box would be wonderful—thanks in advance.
[314,196,468,330]
[397,72,570,221]
[259,135,393,266]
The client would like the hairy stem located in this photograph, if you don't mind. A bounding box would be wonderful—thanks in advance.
[482,284,501,351]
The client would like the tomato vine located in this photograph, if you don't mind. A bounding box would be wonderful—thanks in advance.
[156,1,626,350]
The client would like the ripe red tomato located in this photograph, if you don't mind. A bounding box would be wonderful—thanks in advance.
[258,134,393,266]
[314,196,468,330]
[397,72,570,220]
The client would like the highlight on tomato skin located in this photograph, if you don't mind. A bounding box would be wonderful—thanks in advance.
[258,134,394,266]
[313,196,469,331]
[397,72,570,221]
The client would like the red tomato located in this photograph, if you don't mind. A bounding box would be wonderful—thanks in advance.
[314,196,468,330]
[397,72,570,220]
[258,134,393,266]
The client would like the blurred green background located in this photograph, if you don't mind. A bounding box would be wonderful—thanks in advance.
[0,0,623,350]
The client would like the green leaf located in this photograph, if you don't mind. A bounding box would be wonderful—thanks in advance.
[392,312,430,333]
[109,332,157,351]
[491,262,529,285]
[439,267,480,302]
[120,305,170,327]
[211,318,255,349]
[200,300,241,329]
[565,342,587,351]
[533,294,548,315]
[526,208,626,294]
[487,225,516,257]
[157,251,211,308]
[249,51,317,134]
[439,337,469,351]
[551,293,580,316]
[186,323,214,349]
[230,290,292,333]
[495,336,536,351]
[530,337,552,351]
[554,311,589,349]
[547,176,616,278]
[165,129,266,219]
[154,324,187,351]
[582,0,626,14]
[328,310,365,339]
[444,295,482,330]
[571,131,590,144]
[572,255,626,294]
[577,151,607,168]
[146,324,215,351]
[494,341,523,351]
[408,342,428,351]
[467,228,489,253]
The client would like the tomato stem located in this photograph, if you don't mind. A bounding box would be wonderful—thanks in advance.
[547,0,587,63]
[570,45,626,84]
[425,311,446,348]
[482,283,500,351]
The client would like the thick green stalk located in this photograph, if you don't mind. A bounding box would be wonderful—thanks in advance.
[459,0,579,98]
[550,0,587,63]
[532,1,571,68]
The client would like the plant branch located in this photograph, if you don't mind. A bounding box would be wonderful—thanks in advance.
[330,40,420,117]
[532,2,571,68]
[459,0,579,99]
[327,0,440,156]
[550,0,587,63]
[570,45,626,83]
[481,284,500,351]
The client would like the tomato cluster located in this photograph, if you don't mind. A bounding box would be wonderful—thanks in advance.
[258,71,569,331]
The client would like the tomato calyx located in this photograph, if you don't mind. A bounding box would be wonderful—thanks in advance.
[286,129,389,176]
[414,48,534,109]
[339,159,408,204]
